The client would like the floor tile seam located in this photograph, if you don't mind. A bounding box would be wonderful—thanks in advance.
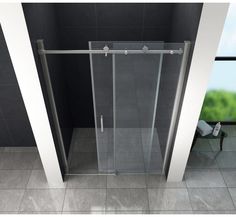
[185,167,220,170]
[185,187,194,211]
[60,209,236,213]
[146,187,187,189]
[146,187,151,212]
[72,151,97,153]
[0,169,33,172]
[61,210,148,212]
[0,188,28,191]
[218,168,236,210]
[16,187,27,213]
[24,168,33,190]
[13,168,32,212]
[0,168,35,170]
[105,182,108,213]
[186,185,236,211]
[185,185,227,188]
[65,187,149,189]
[191,208,236,211]
[186,169,219,171]
[185,186,230,189]
[61,186,67,212]
[18,211,62,214]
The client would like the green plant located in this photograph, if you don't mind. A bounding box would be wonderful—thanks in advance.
[200,90,236,121]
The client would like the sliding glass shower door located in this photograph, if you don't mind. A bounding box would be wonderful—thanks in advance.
[89,42,114,173]
[90,41,170,174]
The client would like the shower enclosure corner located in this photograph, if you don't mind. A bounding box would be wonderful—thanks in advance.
[37,40,190,176]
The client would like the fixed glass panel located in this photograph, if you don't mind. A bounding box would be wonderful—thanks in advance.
[200,61,236,122]
[114,42,164,173]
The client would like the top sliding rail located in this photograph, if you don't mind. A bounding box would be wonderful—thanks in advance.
[37,40,183,56]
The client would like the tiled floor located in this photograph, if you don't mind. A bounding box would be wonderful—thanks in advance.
[1,125,236,214]
[68,128,163,174]
[185,124,236,214]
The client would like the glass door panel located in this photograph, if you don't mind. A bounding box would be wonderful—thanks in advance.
[89,42,114,173]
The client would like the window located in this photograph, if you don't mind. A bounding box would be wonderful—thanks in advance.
[200,4,236,122]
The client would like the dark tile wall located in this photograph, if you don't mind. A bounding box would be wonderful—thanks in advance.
[54,3,174,127]
[22,4,73,158]
[0,25,36,147]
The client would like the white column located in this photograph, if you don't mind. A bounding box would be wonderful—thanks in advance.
[0,3,64,187]
[167,3,229,182]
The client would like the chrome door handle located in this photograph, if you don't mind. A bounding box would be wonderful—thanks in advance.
[100,115,104,133]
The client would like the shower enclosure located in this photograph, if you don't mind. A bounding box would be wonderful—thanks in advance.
[37,40,190,175]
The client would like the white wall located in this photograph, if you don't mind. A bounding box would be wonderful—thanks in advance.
[167,3,229,182]
[0,3,64,187]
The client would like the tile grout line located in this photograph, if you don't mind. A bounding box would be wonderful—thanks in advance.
[61,187,67,213]
[186,185,194,212]
[16,168,33,213]
[105,174,108,212]
[145,175,151,213]
[218,167,236,210]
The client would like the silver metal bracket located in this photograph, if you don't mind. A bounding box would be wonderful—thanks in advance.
[103,45,109,57]
[142,45,149,53]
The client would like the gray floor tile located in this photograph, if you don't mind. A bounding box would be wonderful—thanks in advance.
[150,211,193,214]
[221,169,236,187]
[69,152,98,173]
[210,137,236,151]
[216,151,236,168]
[0,170,31,189]
[73,138,97,153]
[192,139,212,152]
[185,169,226,188]
[146,175,186,188]
[107,175,146,188]
[228,188,236,207]
[3,147,38,153]
[187,151,218,169]
[0,147,5,152]
[222,125,236,137]
[0,190,24,211]
[188,188,235,211]
[66,175,106,188]
[0,152,37,170]
[62,211,106,214]
[19,189,65,212]
[63,189,106,212]
[0,212,18,214]
[19,211,61,214]
[106,210,149,214]
[75,128,95,138]
[148,188,192,211]
[33,155,44,169]
[27,170,66,189]
[106,188,148,211]
[115,152,145,172]
[193,210,236,214]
